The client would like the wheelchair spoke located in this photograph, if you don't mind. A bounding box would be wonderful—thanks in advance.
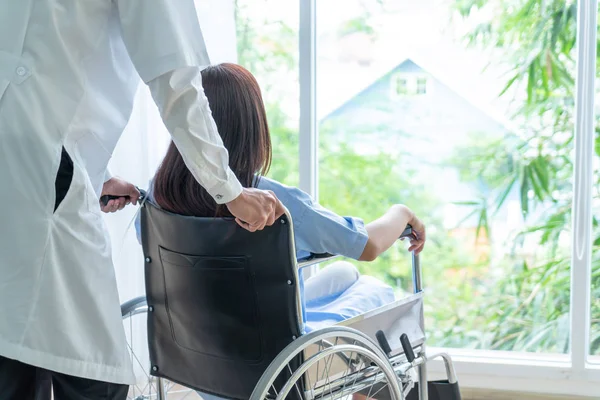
[131,377,154,399]
[319,354,335,400]
[347,355,364,397]
[305,368,314,400]
[123,311,167,399]
[368,381,389,400]
[364,371,382,400]
[179,388,195,400]
[123,307,206,400]
[338,349,355,398]
[127,341,155,385]
[287,364,305,400]
[270,383,279,398]
[316,356,328,392]
[315,340,323,386]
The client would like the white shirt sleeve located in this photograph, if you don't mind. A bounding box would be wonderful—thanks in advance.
[116,0,243,203]
[147,67,243,204]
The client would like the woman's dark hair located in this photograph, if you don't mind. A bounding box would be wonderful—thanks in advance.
[153,63,272,217]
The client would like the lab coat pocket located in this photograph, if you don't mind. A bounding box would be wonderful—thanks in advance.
[52,143,102,220]
[54,147,74,213]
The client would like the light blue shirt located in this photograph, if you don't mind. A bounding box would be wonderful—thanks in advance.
[256,177,369,260]
[136,176,369,260]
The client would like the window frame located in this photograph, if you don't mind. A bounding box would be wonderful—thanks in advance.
[298,0,600,395]
[393,74,409,96]
[389,73,429,98]
[415,76,428,95]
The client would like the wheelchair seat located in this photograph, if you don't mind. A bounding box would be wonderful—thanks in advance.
[140,200,303,399]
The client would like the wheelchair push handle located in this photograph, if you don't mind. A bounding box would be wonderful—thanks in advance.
[100,187,148,207]
[400,224,417,240]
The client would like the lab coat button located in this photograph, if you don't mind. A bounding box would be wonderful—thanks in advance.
[215,194,223,200]
[16,67,27,76]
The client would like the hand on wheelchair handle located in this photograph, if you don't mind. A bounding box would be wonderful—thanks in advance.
[403,218,426,255]
[100,188,146,206]
[100,177,141,213]
[227,187,284,232]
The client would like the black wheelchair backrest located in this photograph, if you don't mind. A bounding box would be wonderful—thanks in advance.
[140,201,303,399]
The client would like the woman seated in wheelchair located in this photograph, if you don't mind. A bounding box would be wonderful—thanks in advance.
[142,63,426,332]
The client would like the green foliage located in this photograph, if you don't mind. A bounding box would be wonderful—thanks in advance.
[264,101,300,186]
[235,0,297,85]
[235,0,299,186]
[316,129,486,335]
[451,0,600,353]
[338,16,376,37]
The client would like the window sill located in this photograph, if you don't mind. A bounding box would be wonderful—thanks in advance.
[426,347,600,398]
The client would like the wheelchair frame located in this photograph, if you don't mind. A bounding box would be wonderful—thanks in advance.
[121,202,460,400]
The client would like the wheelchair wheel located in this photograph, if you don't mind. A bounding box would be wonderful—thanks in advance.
[250,326,406,400]
[121,296,201,400]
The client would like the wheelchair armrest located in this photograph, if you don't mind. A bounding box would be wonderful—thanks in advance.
[297,253,339,269]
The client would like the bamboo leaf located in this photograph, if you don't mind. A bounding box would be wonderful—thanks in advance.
[520,167,530,215]
[541,52,550,94]
[531,156,551,196]
[475,202,490,241]
[453,201,482,206]
[499,72,522,97]
[527,62,536,104]
[494,174,518,214]
[550,11,562,49]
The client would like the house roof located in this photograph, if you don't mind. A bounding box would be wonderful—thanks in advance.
[317,44,518,133]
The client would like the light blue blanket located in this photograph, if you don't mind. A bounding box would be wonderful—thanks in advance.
[304,274,395,332]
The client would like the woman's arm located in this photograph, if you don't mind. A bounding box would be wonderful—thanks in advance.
[257,178,425,261]
[359,205,426,261]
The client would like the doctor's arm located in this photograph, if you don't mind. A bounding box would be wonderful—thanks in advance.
[146,69,283,230]
[115,0,282,230]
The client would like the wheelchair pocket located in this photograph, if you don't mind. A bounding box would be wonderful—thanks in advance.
[158,248,262,362]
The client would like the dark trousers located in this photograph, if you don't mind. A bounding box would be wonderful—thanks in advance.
[0,355,128,400]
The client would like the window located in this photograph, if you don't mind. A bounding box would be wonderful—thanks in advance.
[318,0,573,354]
[235,0,299,187]
[309,0,597,395]
[416,77,427,94]
[394,75,408,95]
[391,74,428,97]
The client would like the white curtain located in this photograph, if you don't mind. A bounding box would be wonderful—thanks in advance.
[105,0,237,306]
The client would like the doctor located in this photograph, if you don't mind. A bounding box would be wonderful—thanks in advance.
[0,1,283,399]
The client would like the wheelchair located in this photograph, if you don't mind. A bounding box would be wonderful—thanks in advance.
[120,196,461,400]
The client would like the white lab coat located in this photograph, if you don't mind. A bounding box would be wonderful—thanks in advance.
[0,0,242,384]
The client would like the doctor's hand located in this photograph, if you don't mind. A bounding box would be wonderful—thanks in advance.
[226,187,285,232]
[100,177,141,213]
